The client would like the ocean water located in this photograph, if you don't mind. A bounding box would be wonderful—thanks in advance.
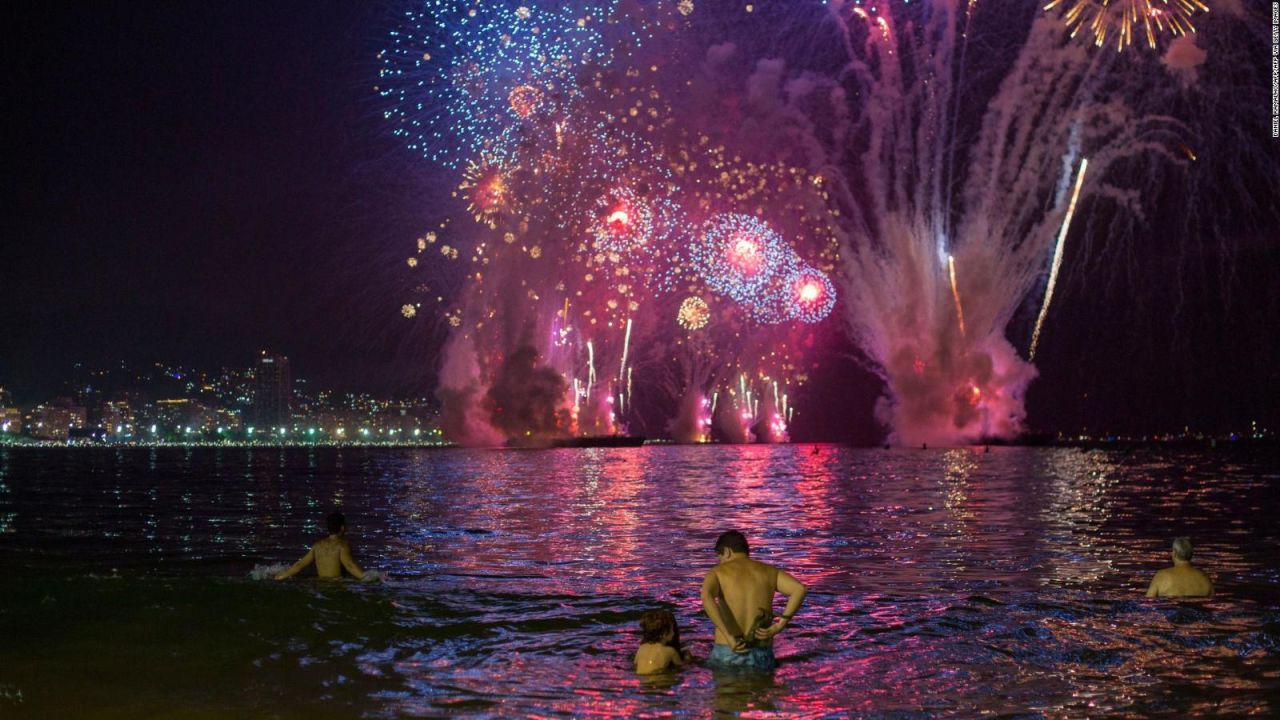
[1,444,1277,718]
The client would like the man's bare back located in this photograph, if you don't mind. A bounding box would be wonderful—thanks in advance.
[704,557,786,647]
[275,512,365,581]
[701,531,806,669]
[312,536,363,579]
[1146,564,1213,598]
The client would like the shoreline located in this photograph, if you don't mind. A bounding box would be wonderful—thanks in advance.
[0,437,1274,450]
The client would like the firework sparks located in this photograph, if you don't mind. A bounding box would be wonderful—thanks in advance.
[1030,157,1089,360]
[586,339,596,400]
[694,214,787,304]
[788,268,837,324]
[948,255,967,340]
[393,0,1170,447]
[588,187,655,257]
[507,84,544,118]
[1044,0,1210,51]
[459,159,512,227]
[618,316,632,383]
[677,296,711,330]
[379,1,635,168]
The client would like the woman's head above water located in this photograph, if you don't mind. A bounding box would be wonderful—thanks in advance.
[639,610,677,645]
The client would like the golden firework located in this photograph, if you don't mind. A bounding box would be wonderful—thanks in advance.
[677,296,711,330]
[459,159,512,227]
[1045,0,1210,51]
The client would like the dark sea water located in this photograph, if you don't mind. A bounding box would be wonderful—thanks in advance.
[1,444,1277,718]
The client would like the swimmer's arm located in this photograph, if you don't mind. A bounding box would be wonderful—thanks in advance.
[1146,571,1164,597]
[339,542,365,580]
[665,645,684,667]
[757,570,806,640]
[274,548,314,580]
[701,570,746,650]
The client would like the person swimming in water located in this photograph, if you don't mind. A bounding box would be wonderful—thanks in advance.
[633,609,690,674]
[1146,536,1213,598]
[701,530,806,672]
[274,512,365,581]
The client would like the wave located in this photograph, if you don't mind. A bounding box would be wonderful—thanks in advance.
[248,564,385,582]
[248,563,289,580]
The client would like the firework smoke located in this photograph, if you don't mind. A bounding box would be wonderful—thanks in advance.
[819,1,1190,445]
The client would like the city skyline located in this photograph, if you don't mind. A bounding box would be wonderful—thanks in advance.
[0,348,1271,446]
[0,351,444,444]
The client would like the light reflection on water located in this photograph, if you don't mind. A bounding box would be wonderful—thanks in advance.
[0,444,1277,718]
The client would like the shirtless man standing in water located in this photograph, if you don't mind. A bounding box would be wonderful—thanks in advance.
[274,512,365,580]
[701,530,807,671]
[1146,536,1213,598]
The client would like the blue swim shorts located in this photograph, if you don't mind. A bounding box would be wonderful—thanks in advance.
[707,643,777,672]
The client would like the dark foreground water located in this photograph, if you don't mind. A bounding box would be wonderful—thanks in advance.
[1,445,1278,718]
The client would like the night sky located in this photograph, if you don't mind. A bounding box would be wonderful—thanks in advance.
[4,2,438,397]
[3,1,1277,441]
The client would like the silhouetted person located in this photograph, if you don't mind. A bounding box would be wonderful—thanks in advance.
[1146,537,1213,598]
[275,512,365,580]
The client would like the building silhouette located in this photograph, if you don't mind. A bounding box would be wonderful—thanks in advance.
[252,352,292,429]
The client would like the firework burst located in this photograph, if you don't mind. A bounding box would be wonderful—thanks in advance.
[693,213,788,304]
[458,158,513,227]
[378,1,631,168]
[1044,0,1210,51]
[677,296,711,330]
[587,186,655,257]
[787,268,837,324]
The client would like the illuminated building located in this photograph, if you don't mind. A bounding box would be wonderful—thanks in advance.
[252,352,293,429]
[97,400,134,436]
[0,406,21,434]
[31,399,86,440]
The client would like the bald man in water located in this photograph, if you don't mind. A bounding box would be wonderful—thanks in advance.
[1146,537,1213,598]
[701,530,807,671]
[274,512,365,580]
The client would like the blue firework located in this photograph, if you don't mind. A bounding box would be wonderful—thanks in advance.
[693,213,790,306]
[378,1,622,169]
